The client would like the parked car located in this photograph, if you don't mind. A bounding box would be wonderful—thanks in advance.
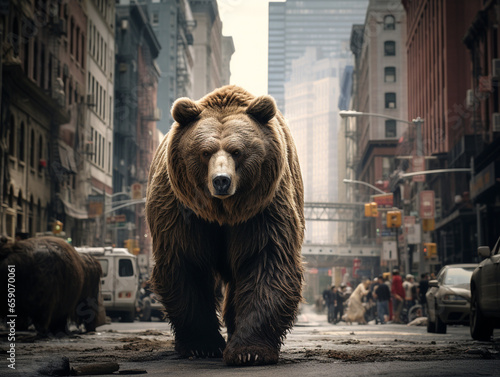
[470,236,500,341]
[426,264,477,334]
[76,246,139,322]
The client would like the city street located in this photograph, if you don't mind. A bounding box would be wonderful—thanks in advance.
[2,305,499,376]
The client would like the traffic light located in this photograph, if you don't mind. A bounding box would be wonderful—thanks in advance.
[386,211,402,228]
[365,202,378,217]
[52,220,63,234]
[423,243,437,259]
[422,218,435,231]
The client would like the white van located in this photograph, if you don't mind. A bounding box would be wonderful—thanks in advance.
[75,246,139,322]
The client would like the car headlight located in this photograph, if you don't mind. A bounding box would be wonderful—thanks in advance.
[443,294,467,302]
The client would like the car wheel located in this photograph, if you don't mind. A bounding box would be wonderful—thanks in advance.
[470,290,493,341]
[427,307,436,333]
[435,314,447,334]
[121,309,135,323]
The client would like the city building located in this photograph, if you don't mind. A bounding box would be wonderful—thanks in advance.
[190,0,233,100]
[0,1,88,243]
[285,48,350,245]
[401,0,488,267]
[114,2,161,257]
[84,0,116,246]
[147,0,197,133]
[345,0,408,270]
[268,0,369,111]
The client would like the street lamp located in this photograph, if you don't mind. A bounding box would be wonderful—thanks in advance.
[343,179,386,195]
[339,110,425,274]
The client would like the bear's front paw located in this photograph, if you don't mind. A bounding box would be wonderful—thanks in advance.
[223,344,279,366]
[175,334,226,358]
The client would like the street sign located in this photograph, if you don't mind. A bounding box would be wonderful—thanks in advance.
[371,193,393,207]
[88,195,104,218]
[404,216,421,244]
[412,156,425,182]
[131,182,143,200]
[382,241,397,262]
[419,190,435,219]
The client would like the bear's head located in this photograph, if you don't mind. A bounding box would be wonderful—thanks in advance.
[166,86,286,225]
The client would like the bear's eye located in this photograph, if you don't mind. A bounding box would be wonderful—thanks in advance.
[232,150,240,157]
[202,151,210,158]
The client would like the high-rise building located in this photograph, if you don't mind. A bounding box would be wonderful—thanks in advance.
[346,0,408,249]
[147,0,197,133]
[268,0,369,111]
[190,0,234,99]
[114,2,161,256]
[285,48,351,244]
[84,0,116,246]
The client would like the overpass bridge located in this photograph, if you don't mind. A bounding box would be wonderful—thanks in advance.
[304,202,367,222]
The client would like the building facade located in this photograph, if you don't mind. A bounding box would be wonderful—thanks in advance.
[268,0,369,111]
[114,3,161,257]
[84,0,116,246]
[346,0,408,255]
[1,0,89,243]
[147,0,196,133]
[285,48,349,245]
[402,0,490,268]
[190,0,232,100]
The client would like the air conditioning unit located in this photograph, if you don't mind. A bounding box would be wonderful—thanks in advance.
[86,94,96,107]
[492,113,500,132]
[466,89,474,109]
[119,63,128,72]
[153,108,162,121]
[121,19,129,31]
[388,102,395,109]
[492,59,500,78]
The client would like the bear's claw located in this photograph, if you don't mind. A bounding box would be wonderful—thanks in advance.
[224,345,278,366]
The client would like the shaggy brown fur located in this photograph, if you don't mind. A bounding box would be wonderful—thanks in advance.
[0,237,84,335]
[146,85,304,366]
[76,253,104,332]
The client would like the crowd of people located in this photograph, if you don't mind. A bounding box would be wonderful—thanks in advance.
[321,269,432,325]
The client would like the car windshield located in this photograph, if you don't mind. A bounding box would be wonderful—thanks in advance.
[443,267,474,286]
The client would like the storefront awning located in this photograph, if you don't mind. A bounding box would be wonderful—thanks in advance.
[60,197,88,219]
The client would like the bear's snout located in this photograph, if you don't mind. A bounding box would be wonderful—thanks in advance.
[213,174,232,196]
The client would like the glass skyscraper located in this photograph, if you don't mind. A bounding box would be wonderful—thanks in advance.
[268,0,368,111]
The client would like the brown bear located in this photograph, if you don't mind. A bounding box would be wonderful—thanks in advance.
[75,253,105,332]
[0,236,84,336]
[146,85,305,366]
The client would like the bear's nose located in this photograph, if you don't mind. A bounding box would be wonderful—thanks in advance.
[212,174,231,195]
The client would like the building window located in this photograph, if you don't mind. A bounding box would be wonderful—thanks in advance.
[152,11,159,25]
[385,93,396,109]
[38,135,44,173]
[384,41,396,56]
[382,157,396,178]
[384,67,396,83]
[18,122,25,162]
[384,15,395,30]
[9,117,15,156]
[385,120,397,137]
[30,130,35,168]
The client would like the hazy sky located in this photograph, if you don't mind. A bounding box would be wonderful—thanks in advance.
[216,0,285,96]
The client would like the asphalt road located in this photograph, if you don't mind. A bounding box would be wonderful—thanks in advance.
[2,306,499,376]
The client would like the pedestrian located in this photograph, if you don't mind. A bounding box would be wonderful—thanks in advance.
[322,285,337,323]
[335,283,347,323]
[343,279,371,324]
[373,276,391,324]
[418,273,429,316]
[403,274,415,312]
[391,269,405,324]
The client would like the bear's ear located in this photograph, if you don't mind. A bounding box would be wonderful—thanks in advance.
[246,95,277,124]
[171,97,203,126]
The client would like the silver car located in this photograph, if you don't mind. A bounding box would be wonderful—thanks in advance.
[426,264,477,334]
[470,236,500,341]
